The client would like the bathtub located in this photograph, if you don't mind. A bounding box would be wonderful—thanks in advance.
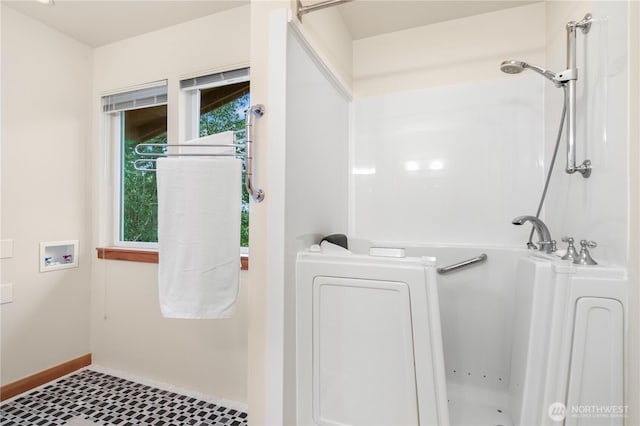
[344,240,628,426]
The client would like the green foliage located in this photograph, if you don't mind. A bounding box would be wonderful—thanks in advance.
[200,93,251,247]
[122,133,166,242]
[121,93,251,247]
[199,93,249,136]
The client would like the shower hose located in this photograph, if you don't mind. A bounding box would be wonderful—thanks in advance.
[528,85,568,248]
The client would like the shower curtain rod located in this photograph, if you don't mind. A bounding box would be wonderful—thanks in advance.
[296,0,353,21]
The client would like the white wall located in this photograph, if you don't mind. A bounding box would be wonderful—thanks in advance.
[246,2,290,424]
[297,6,353,91]
[91,5,250,403]
[1,5,92,384]
[90,261,249,403]
[543,1,629,267]
[350,4,546,247]
[353,3,546,97]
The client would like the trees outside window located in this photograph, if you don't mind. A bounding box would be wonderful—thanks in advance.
[199,84,250,247]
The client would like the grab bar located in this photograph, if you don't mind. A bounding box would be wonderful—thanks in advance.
[565,14,592,178]
[245,104,265,202]
[437,253,487,275]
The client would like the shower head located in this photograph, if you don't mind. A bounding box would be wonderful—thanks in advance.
[500,60,526,74]
[500,60,564,87]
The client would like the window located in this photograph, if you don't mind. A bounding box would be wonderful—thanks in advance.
[181,68,250,248]
[101,72,250,251]
[102,81,168,248]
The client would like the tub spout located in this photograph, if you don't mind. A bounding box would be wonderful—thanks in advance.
[512,215,556,253]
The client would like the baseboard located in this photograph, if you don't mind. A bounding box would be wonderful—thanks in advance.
[0,353,92,401]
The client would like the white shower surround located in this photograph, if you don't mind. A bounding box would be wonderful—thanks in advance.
[349,1,629,265]
[350,77,544,247]
[544,1,629,267]
[271,1,633,424]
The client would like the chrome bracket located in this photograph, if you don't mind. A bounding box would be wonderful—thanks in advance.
[567,159,592,178]
[577,13,593,34]
[567,13,592,34]
[556,68,577,82]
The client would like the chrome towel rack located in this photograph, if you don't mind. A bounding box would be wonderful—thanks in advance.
[133,104,265,203]
[437,253,487,275]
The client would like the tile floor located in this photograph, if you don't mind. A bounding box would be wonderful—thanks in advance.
[0,369,248,426]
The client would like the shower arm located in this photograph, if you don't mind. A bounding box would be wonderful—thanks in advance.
[565,13,593,178]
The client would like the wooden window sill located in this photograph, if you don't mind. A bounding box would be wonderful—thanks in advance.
[96,247,248,270]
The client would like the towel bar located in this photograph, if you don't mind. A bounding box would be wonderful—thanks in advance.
[133,104,265,203]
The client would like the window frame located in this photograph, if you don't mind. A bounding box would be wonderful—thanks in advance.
[180,68,250,140]
[103,81,168,250]
[180,68,250,253]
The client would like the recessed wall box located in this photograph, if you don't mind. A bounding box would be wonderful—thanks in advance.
[40,240,78,272]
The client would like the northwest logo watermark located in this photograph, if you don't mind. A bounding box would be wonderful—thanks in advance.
[548,402,628,421]
[548,402,566,421]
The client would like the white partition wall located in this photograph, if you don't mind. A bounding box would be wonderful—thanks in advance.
[266,14,351,424]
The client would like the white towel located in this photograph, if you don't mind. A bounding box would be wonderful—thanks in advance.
[156,156,241,319]
[179,131,235,155]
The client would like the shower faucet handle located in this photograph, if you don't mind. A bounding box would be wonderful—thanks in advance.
[576,240,598,265]
[561,236,579,262]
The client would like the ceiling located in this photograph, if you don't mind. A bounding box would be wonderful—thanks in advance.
[4,0,541,47]
[2,0,249,47]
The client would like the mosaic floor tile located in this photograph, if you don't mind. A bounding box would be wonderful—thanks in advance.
[0,370,248,426]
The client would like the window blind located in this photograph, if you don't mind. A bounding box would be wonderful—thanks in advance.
[102,81,168,113]
[180,67,249,91]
